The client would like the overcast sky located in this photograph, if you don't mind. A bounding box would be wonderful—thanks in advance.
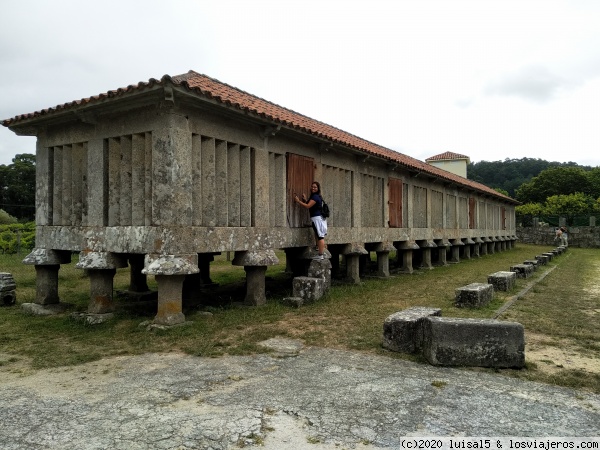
[2,0,600,167]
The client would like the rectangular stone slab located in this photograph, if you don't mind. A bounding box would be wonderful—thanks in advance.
[382,307,442,354]
[422,317,525,368]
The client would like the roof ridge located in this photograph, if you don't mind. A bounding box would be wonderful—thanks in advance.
[2,71,516,203]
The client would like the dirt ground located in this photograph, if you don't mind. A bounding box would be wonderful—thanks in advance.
[525,332,600,376]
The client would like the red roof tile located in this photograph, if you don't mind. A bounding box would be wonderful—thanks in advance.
[426,151,470,162]
[1,70,516,203]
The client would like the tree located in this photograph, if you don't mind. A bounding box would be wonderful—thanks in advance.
[467,157,588,198]
[543,193,596,225]
[0,209,18,225]
[515,202,544,226]
[0,153,36,221]
[515,166,592,204]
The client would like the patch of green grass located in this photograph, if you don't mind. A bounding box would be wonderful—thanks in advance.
[1,244,599,393]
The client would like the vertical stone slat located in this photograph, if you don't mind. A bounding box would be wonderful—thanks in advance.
[71,143,84,226]
[239,146,252,227]
[215,140,228,227]
[52,146,63,225]
[144,132,153,226]
[81,142,89,225]
[192,134,202,226]
[86,139,108,226]
[227,143,240,227]
[201,136,216,227]
[252,147,269,227]
[131,134,145,226]
[36,144,52,226]
[61,145,72,226]
[347,171,355,227]
[269,153,285,227]
[120,135,132,226]
[108,137,121,226]
[172,128,192,227]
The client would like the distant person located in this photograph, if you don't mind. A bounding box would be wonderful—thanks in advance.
[560,226,568,246]
[294,181,327,259]
[554,227,562,243]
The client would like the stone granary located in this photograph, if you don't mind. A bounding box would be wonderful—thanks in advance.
[2,71,519,325]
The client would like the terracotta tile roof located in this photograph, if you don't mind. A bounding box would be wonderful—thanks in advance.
[2,70,516,203]
[426,151,470,162]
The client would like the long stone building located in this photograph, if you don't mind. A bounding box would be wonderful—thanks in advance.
[2,71,518,325]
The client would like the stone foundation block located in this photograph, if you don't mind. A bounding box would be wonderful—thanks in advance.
[487,271,516,292]
[421,317,525,368]
[542,252,554,261]
[535,255,549,265]
[308,259,332,290]
[382,307,442,353]
[510,264,534,278]
[523,260,538,270]
[455,283,494,308]
[0,273,16,306]
[292,277,325,303]
[21,302,70,316]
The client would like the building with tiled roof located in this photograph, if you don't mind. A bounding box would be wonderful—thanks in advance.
[2,71,518,325]
[426,152,471,178]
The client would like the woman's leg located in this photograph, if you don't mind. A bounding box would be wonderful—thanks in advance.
[317,238,325,255]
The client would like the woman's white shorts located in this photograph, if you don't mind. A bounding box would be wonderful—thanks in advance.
[311,215,328,239]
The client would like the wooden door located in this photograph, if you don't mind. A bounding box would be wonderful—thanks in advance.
[287,153,315,227]
[469,197,476,229]
[388,177,403,228]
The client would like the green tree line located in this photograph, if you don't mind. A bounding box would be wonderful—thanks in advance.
[467,158,600,227]
[0,153,36,221]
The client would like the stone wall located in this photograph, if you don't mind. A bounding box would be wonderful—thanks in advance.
[517,226,600,248]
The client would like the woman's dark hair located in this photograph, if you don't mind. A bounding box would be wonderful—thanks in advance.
[312,181,321,195]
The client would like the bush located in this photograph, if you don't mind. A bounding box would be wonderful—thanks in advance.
[0,222,35,254]
[0,209,18,225]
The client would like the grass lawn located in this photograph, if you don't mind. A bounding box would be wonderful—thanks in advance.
[1,243,598,393]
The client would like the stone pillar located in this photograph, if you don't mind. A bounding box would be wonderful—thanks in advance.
[329,248,341,278]
[183,253,219,299]
[374,242,396,278]
[480,238,489,255]
[87,269,117,313]
[154,275,187,325]
[34,265,60,305]
[284,248,304,276]
[199,253,218,285]
[128,254,149,292]
[488,238,495,254]
[359,253,370,277]
[590,217,596,227]
[473,238,483,257]
[23,248,72,305]
[433,240,449,266]
[232,250,279,306]
[243,266,268,306]
[417,240,436,270]
[396,241,419,274]
[143,254,199,325]
[340,243,368,284]
[463,238,475,260]
[449,240,462,263]
[76,251,127,314]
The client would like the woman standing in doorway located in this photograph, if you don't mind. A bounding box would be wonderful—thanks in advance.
[294,181,327,259]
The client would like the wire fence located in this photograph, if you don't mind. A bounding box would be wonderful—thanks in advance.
[516,214,597,227]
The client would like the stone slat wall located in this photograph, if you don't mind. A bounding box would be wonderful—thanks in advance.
[517,226,600,248]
